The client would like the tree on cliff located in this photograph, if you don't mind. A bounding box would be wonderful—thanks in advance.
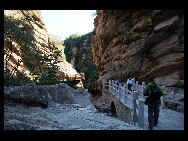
[4,13,64,86]
[4,15,37,86]
[64,32,99,88]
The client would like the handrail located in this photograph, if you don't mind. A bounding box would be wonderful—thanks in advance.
[102,79,166,129]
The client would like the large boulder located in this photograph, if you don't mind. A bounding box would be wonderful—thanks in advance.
[4,83,95,109]
[164,87,184,113]
[42,83,95,108]
[4,83,49,108]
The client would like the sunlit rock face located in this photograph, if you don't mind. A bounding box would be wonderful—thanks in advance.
[4,10,49,79]
[4,10,49,58]
[91,10,184,88]
[4,10,81,85]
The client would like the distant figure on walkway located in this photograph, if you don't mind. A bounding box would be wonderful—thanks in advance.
[127,76,134,93]
[144,76,163,130]
[116,80,120,90]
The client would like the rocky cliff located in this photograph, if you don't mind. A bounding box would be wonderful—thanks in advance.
[91,10,184,88]
[4,10,82,87]
[64,32,99,88]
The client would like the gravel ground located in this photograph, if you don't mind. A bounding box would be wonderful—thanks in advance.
[4,83,141,130]
[4,83,184,130]
[4,103,141,130]
[143,105,184,130]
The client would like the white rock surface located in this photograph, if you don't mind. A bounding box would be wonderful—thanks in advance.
[4,103,141,130]
[4,83,184,130]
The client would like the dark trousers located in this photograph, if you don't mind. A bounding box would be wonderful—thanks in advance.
[128,84,132,91]
[148,102,160,130]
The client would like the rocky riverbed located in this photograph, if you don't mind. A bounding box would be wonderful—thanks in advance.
[4,83,184,130]
[4,83,141,130]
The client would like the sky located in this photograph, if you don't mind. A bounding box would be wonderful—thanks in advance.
[40,10,96,41]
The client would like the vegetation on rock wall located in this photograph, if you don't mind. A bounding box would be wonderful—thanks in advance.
[4,15,37,86]
[4,11,64,86]
[4,10,98,88]
[64,32,99,88]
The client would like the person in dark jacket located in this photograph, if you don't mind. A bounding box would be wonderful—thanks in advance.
[144,76,163,130]
[116,80,120,90]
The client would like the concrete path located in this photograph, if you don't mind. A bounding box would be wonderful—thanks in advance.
[143,105,184,130]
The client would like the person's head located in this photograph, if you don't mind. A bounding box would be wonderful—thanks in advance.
[149,76,155,82]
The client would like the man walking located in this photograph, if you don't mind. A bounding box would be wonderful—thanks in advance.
[144,76,163,130]
[127,76,134,93]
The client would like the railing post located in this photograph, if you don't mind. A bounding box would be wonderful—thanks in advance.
[112,80,115,94]
[136,81,139,91]
[109,80,111,92]
[142,82,146,99]
[138,98,145,129]
[135,90,139,100]
[119,83,122,100]
[121,84,124,103]
[161,86,166,109]
[102,80,105,90]
[132,78,136,91]
[114,81,117,96]
[132,91,138,124]
[124,85,127,104]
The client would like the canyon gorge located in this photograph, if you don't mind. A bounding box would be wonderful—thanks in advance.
[4,10,184,130]
[4,10,184,89]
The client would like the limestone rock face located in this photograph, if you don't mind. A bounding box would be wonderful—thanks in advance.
[4,10,81,84]
[4,10,49,79]
[91,10,184,88]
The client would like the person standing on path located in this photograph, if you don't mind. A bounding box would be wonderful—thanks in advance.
[127,76,134,93]
[144,76,163,130]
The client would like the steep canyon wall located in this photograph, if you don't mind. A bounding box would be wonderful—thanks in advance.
[4,10,80,85]
[91,10,184,88]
